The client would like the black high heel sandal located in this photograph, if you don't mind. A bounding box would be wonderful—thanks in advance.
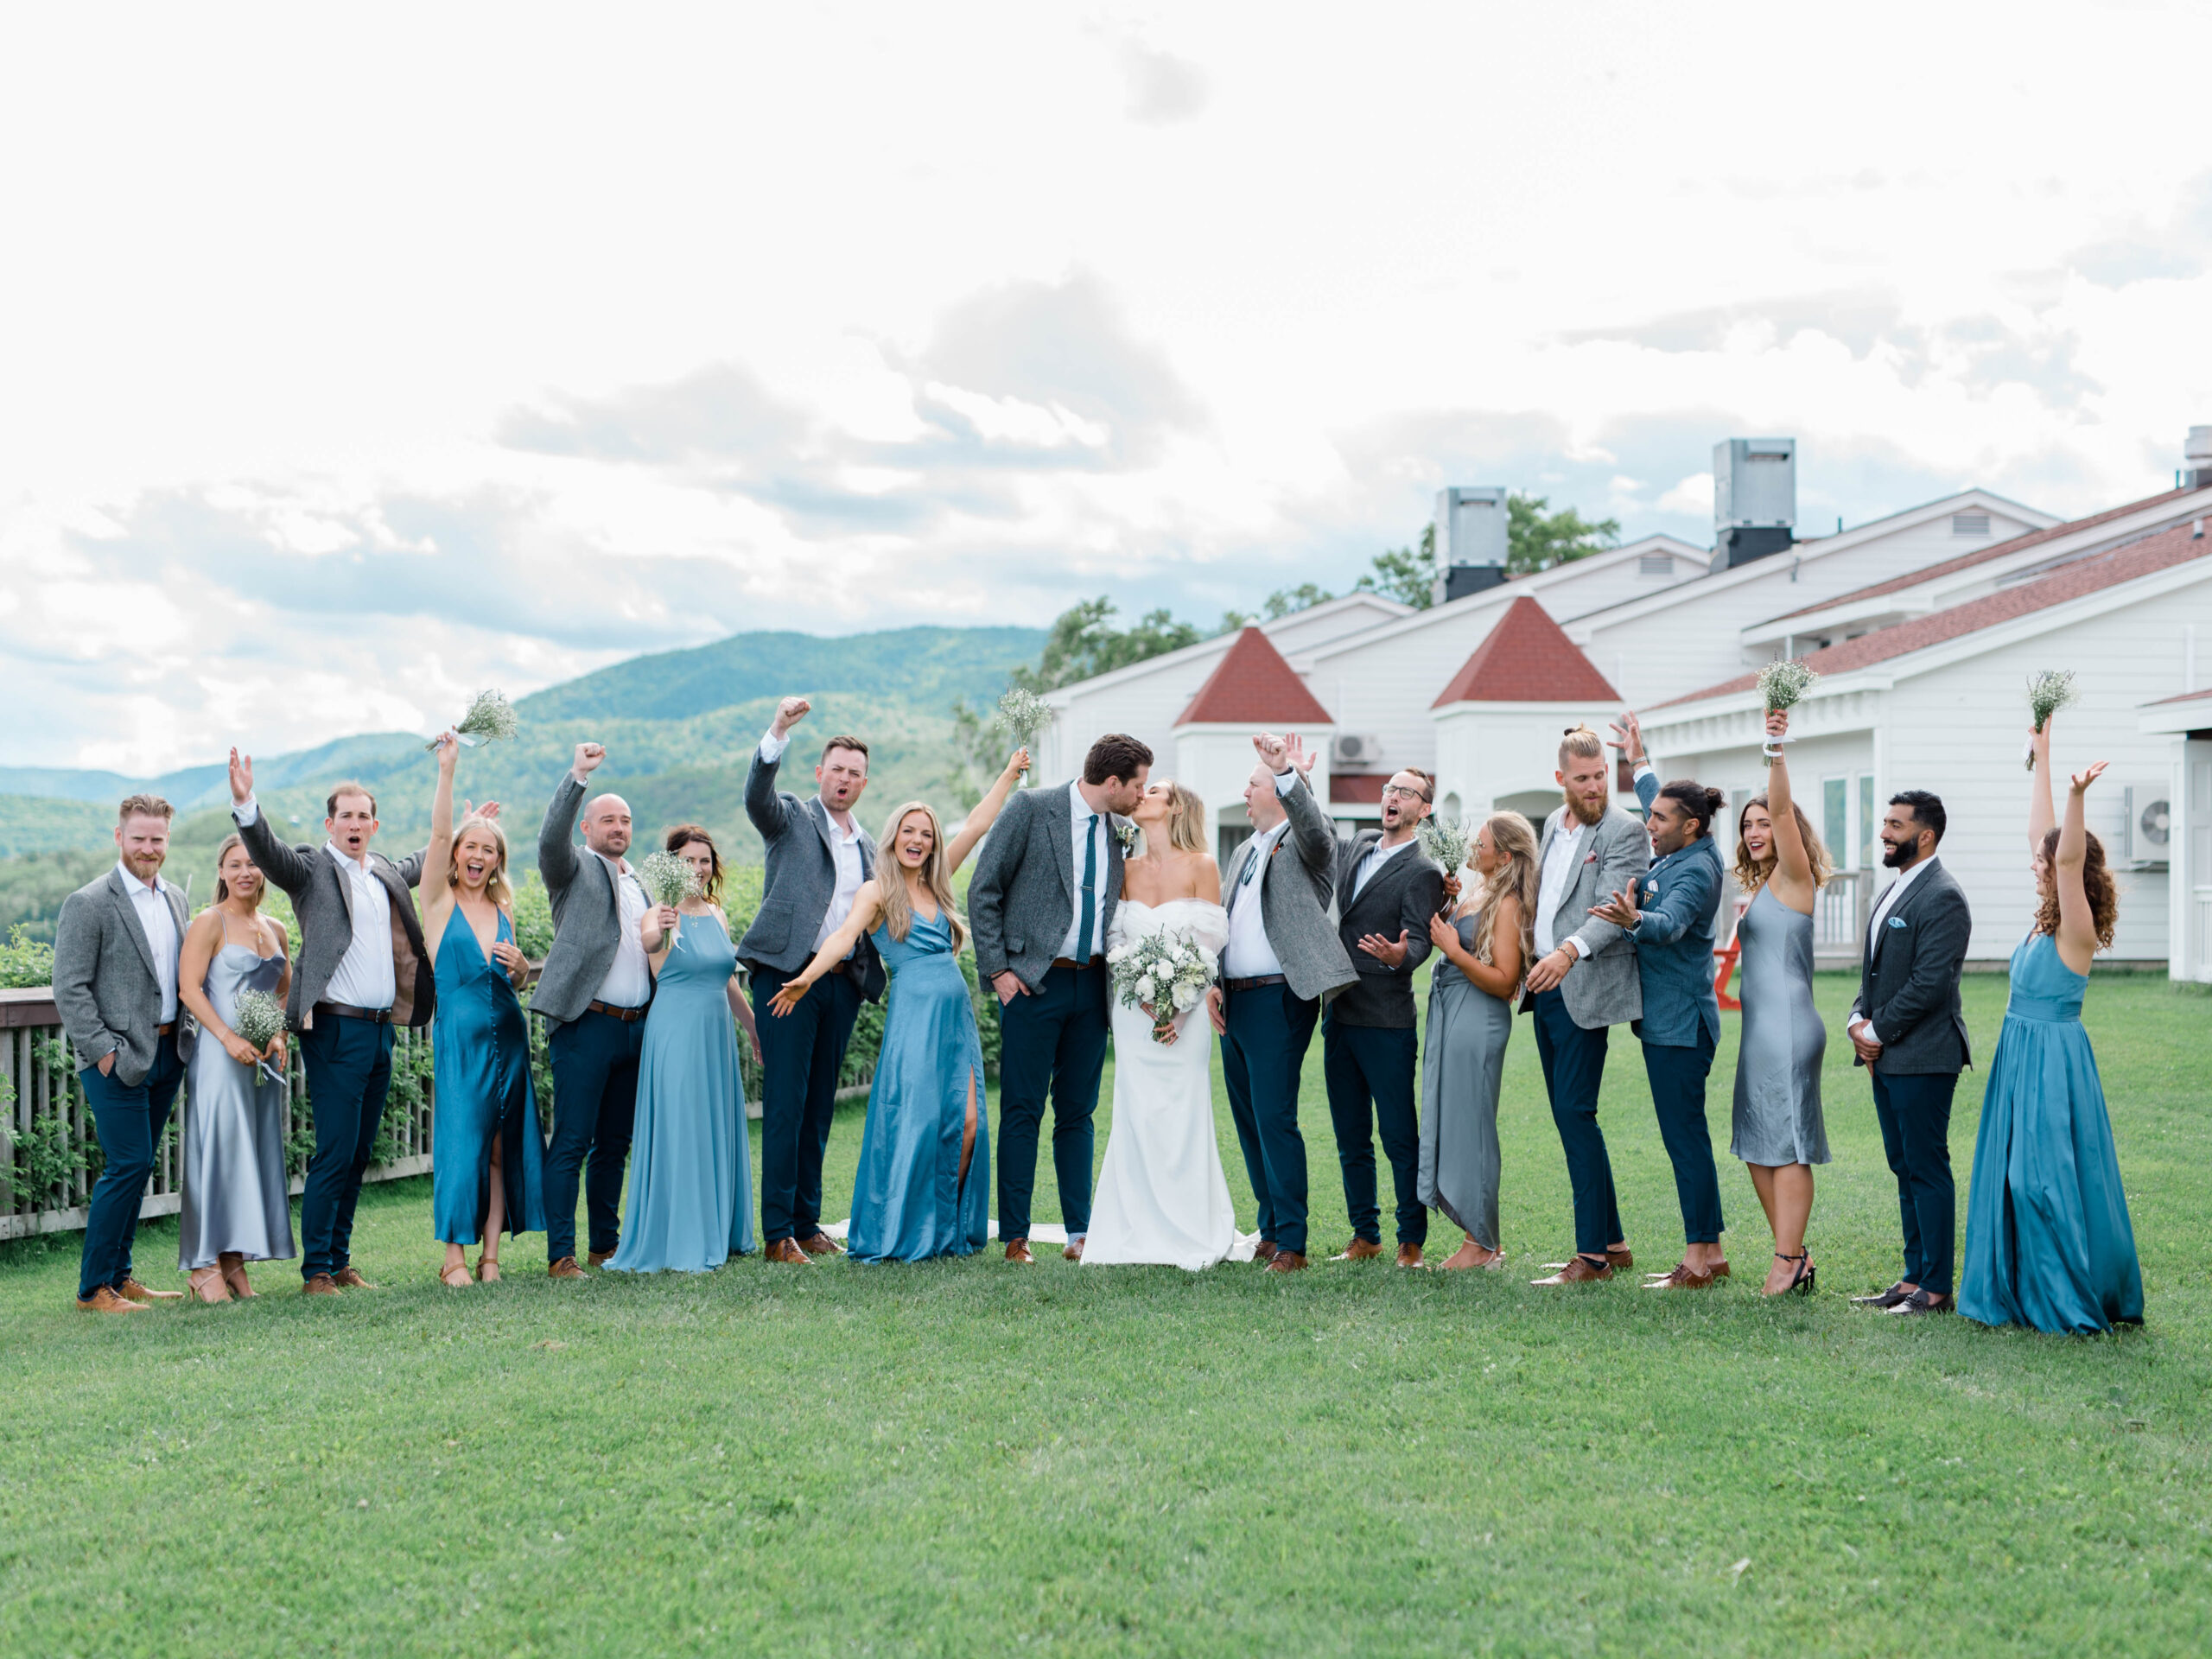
[1772,1249,1816,1297]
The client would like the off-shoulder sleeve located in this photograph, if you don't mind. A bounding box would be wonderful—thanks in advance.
[1190,902,1230,957]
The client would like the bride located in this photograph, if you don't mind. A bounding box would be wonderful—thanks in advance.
[1083,782,1238,1270]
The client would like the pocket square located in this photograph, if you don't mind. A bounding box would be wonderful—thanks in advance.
[1886,915,1909,930]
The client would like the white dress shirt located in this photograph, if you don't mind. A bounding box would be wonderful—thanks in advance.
[1222,771,1303,979]
[320,842,397,1010]
[1351,834,1412,899]
[1533,817,1591,960]
[760,728,868,958]
[593,852,652,1007]
[1849,855,1936,1043]
[1056,780,1113,963]
[117,861,180,1023]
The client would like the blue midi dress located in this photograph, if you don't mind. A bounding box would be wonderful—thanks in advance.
[430,911,548,1244]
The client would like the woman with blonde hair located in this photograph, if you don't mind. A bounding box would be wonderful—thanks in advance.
[1082,780,1236,1269]
[1420,810,1538,1269]
[423,733,546,1287]
[770,747,1029,1261]
[1732,709,1834,1295]
[175,833,296,1300]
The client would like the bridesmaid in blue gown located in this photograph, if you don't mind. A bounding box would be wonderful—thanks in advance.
[1959,722,2144,1333]
[770,748,1028,1262]
[606,825,761,1274]
[423,733,547,1287]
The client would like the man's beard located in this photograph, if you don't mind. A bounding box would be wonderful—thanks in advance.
[1881,838,1915,868]
[1563,788,1606,829]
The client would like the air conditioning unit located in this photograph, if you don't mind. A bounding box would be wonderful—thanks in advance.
[1332,734,1386,770]
[2121,785,2171,867]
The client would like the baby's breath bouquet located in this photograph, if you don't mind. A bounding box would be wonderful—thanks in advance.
[1108,926,1217,1045]
[229,988,288,1085]
[1756,659,1819,766]
[424,689,519,750]
[638,849,700,951]
[2024,670,2077,772]
[996,687,1053,785]
[1415,814,1471,882]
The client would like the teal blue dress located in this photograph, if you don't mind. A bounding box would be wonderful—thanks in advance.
[606,912,755,1273]
[847,909,988,1262]
[430,911,548,1243]
[1959,931,2143,1333]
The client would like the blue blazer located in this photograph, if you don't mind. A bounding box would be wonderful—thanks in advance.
[1624,770,1723,1049]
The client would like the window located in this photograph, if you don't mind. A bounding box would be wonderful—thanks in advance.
[1858,774,1875,868]
[1953,512,1991,537]
[1823,778,1848,869]
[1638,552,1673,577]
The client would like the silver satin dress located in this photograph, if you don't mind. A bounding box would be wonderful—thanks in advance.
[177,944,297,1269]
[1418,912,1514,1249]
[1729,886,1830,1166]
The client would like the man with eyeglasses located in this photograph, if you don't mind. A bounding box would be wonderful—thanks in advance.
[1324,770,1445,1268]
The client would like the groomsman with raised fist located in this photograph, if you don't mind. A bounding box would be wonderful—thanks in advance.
[741,697,884,1264]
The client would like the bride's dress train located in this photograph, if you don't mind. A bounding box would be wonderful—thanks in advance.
[1082,898,1238,1271]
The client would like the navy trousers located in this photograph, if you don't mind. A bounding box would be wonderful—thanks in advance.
[1871,1068,1960,1294]
[544,1008,645,1263]
[1322,1016,1427,1248]
[995,962,1109,1243]
[753,964,863,1245]
[76,1040,186,1300]
[297,1014,397,1282]
[1642,1027,1724,1245]
[1222,982,1319,1256]
[1530,988,1621,1257]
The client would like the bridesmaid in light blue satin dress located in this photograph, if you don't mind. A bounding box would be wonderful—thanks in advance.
[421,734,546,1287]
[606,825,760,1274]
[769,749,1028,1263]
[1959,726,2142,1334]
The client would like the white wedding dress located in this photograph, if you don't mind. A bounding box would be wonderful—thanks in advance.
[1082,898,1239,1271]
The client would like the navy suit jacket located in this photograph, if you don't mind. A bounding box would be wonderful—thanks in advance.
[1623,769,1722,1050]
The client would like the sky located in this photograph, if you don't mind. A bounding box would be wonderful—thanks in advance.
[4,2,2210,774]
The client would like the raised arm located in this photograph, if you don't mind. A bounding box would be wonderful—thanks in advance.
[2028,715,2058,855]
[226,748,315,897]
[419,733,460,931]
[2054,762,2108,974]
[766,880,887,1016]
[947,747,1030,874]
[539,744,601,894]
[1763,709,1815,903]
[747,697,811,843]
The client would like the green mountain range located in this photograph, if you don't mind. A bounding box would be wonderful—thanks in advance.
[0,624,1046,941]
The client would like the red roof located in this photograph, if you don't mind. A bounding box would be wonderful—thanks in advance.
[1330,774,1387,804]
[2147,684,2212,706]
[1657,519,2212,709]
[1176,626,1333,726]
[1431,595,1622,707]
[1768,486,2196,623]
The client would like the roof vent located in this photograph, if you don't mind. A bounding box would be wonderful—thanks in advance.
[1638,551,1674,576]
[1432,486,1510,602]
[1713,437,1796,568]
[1952,512,1990,537]
[2185,425,2212,491]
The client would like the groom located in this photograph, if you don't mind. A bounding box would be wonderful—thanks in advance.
[969,731,1152,1262]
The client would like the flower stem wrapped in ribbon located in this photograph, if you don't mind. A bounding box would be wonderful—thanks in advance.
[228,988,289,1086]
[1756,659,1819,766]
[423,689,520,750]
[996,687,1053,786]
[1415,815,1471,909]
[1108,925,1217,1045]
[637,850,701,950]
[2024,670,2077,772]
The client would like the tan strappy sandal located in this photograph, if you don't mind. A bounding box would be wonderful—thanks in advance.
[219,1253,256,1298]
[188,1266,232,1304]
[440,1262,474,1288]
[474,1255,502,1284]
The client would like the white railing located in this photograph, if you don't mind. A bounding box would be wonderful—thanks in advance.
[1815,870,1872,960]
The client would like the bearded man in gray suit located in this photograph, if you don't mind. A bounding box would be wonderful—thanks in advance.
[1522,723,1649,1286]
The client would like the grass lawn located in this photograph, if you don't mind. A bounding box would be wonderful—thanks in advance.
[3,970,2209,1656]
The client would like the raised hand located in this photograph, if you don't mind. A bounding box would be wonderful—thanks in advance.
[228,747,254,804]
[463,798,502,823]
[432,730,460,772]
[2069,760,2108,795]
[1766,708,1789,740]
[1001,746,1032,782]
[772,696,812,739]
[1357,927,1412,968]
[572,741,606,779]
[1253,731,1289,772]
[1284,732,1317,776]
[1607,710,1644,765]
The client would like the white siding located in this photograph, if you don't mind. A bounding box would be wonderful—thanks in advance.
[1433,702,1627,825]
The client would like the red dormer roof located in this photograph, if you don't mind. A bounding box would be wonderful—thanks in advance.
[1431,595,1622,707]
[1176,626,1333,727]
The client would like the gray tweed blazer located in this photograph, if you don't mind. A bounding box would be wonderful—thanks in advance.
[1526,803,1648,1031]
[734,744,887,1000]
[1223,773,1358,1005]
[968,780,1128,991]
[532,774,643,1025]
[52,867,190,1085]
[235,810,431,1029]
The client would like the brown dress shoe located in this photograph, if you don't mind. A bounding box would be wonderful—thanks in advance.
[1263,1250,1309,1273]
[331,1267,378,1290]
[765,1239,814,1264]
[1532,1255,1613,1285]
[797,1231,843,1256]
[301,1274,342,1296]
[117,1277,183,1303]
[1710,1260,1731,1279]
[1003,1238,1034,1264]
[1605,1247,1634,1272]
[1334,1238,1383,1261]
[1251,1239,1279,1264]
[1395,1243,1423,1268]
[77,1286,146,1313]
[1062,1238,1084,1262]
[1642,1262,1717,1290]
[587,1249,614,1268]
[548,1256,587,1279]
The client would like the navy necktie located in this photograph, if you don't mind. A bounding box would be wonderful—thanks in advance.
[1075,814,1099,963]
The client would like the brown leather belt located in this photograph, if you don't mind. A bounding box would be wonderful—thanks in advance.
[314,1001,391,1024]
[1052,956,1105,972]
[1224,975,1287,993]
[586,1000,647,1022]
[154,1021,176,1037]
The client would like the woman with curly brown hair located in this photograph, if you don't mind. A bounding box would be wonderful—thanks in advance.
[1958,714,2144,1333]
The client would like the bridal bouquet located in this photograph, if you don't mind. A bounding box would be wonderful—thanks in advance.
[996,686,1053,785]
[424,689,520,750]
[1416,814,1471,880]
[229,988,289,1086]
[2024,670,2078,771]
[1108,926,1217,1044]
[1757,659,1819,766]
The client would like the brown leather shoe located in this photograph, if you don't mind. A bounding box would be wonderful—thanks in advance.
[77,1286,145,1313]
[116,1277,183,1303]
[1605,1247,1634,1272]
[1263,1250,1309,1273]
[1003,1238,1034,1264]
[765,1239,814,1265]
[1642,1262,1716,1290]
[1709,1260,1731,1279]
[1251,1239,1279,1265]
[1333,1237,1383,1261]
[331,1267,378,1290]
[797,1231,843,1256]
[587,1249,614,1268]
[302,1274,342,1296]
[548,1256,587,1279]
[1532,1255,1613,1285]
[1062,1238,1084,1262]
[1395,1243,1423,1268]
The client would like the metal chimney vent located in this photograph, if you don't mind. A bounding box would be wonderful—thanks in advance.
[1432,486,1510,602]
[2185,425,2212,491]
[1713,437,1796,569]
